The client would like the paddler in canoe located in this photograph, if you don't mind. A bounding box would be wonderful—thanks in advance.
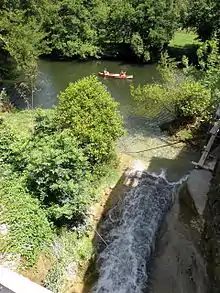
[120,70,126,77]
[104,68,109,75]
[98,70,133,79]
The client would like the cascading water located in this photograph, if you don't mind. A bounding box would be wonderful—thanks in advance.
[92,169,186,293]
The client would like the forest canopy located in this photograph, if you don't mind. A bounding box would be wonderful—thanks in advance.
[0,0,220,84]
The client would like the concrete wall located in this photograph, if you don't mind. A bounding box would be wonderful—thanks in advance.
[202,163,220,293]
[0,266,53,293]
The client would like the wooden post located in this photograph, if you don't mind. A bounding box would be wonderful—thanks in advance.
[193,120,220,170]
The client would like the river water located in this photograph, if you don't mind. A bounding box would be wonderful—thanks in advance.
[35,59,207,292]
[35,59,197,180]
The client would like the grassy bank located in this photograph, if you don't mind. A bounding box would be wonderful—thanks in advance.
[168,30,201,62]
[169,30,200,48]
[0,76,124,291]
[0,108,122,291]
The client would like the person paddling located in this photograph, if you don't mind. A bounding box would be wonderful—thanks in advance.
[104,69,109,75]
[120,70,126,77]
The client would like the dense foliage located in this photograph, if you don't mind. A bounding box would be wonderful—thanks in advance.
[24,129,93,224]
[0,0,185,85]
[0,167,53,265]
[0,76,123,267]
[131,50,218,125]
[131,79,211,122]
[1,0,220,91]
[56,76,124,168]
[186,0,220,41]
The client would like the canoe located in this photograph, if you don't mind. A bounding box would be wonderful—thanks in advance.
[98,72,133,79]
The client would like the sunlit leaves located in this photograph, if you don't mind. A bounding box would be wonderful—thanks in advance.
[56,75,124,166]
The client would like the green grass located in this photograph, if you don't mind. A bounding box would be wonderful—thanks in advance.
[169,30,201,48]
[0,109,51,137]
[168,30,202,62]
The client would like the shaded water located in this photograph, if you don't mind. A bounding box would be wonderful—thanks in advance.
[33,60,207,292]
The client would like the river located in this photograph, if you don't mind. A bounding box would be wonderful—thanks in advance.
[35,59,207,293]
[35,59,198,180]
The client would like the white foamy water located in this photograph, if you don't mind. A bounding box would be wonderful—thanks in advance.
[92,170,184,293]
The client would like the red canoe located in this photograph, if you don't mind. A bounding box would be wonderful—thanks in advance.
[98,72,133,79]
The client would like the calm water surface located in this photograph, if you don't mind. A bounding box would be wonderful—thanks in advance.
[36,59,160,111]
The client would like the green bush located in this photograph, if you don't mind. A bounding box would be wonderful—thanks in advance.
[0,175,53,266]
[55,75,124,167]
[0,120,24,169]
[131,52,214,125]
[0,120,17,162]
[23,129,93,224]
[34,109,57,136]
[131,79,212,122]
[177,80,212,120]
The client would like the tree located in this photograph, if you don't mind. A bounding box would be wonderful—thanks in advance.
[131,0,180,60]
[131,53,212,122]
[0,9,47,106]
[43,0,99,59]
[55,75,124,168]
[186,0,220,41]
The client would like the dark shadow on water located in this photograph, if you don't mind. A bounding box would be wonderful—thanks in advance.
[147,154,198,182]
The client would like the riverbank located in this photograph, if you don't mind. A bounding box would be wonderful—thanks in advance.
[0,108,123,291]
[0,108,143,292]
[0,108,194,291]
[0,73,126,291]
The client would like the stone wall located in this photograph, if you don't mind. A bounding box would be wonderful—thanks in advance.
[202,163,220,293]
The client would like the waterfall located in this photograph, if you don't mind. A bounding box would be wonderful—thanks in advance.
[92,170,184,293]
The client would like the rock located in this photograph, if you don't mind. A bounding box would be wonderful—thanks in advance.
[65,262,77,280]
[0,223,8,236]
[0,253,21,271]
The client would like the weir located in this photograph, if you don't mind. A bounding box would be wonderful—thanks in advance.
[92,169,183,293]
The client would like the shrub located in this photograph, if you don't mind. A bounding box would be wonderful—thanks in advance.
[55,75,124,167]
[131,52,214,126]
[0,120,24,169]
[0,175,53,266]
[34,109,57,136]
[131,79,212,122]
[0,88,13,112]
[23,129,93,225]
[0,120,16,162]
[177,80,212,120]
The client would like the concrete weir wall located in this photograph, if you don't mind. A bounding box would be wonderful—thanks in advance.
[182,164,220,293]
[0,266,53,293]
[186,169,213,217]
[202,164,220,293]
